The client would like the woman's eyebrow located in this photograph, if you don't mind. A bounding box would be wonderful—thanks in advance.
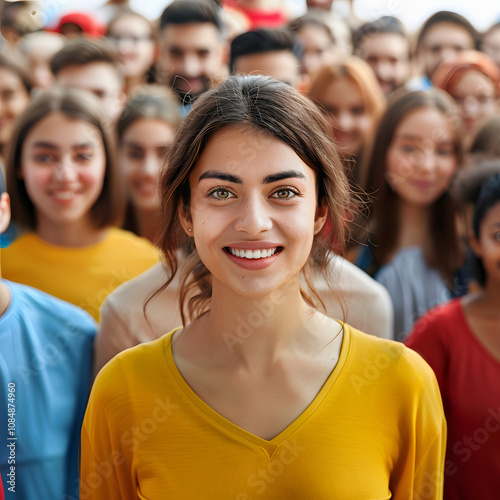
[263,170,306,184]
[198,169,307,184]
[32,141,58,150]
[32,141,95,150]
[198,171,242,184]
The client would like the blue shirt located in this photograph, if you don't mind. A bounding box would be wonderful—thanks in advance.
[0,280,97,499]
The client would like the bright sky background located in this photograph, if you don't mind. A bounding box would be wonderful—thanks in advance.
[41,0,500,33]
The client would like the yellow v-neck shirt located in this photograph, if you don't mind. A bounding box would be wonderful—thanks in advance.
[1,229,158,321]
[81,324,445,499]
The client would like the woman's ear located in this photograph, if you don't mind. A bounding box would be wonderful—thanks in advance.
[468,231,482,258]
[314,205,328,235]
[178,200,193,236]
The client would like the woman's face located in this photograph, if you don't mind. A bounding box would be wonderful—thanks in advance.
[386,107,458,208]
[0,68,30,147]
[319,76,372,157]
[181,125,327,299]
[296,26,340,77]
[20,112,106,231]
[121,118,176,212]
[471,200,500,287]
[451,70,498,136]
[107,15,155,79]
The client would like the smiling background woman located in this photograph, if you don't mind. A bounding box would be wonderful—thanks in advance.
[0,53,31,160]
[1,88,158,320]
[81,76,445,499]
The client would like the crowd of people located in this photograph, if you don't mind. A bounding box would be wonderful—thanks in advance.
[0,0,499,498]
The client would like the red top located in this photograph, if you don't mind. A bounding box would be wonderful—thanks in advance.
[224,1,288,29]
[406,298,500,500]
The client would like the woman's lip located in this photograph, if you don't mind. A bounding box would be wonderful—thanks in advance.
[412,180,433,190]
[133,183,156,191]
[224,248,281,271]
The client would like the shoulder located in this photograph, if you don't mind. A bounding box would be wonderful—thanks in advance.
[5,280,96,330]
[1,233,37,257]
[103,262,167,310]
[96,330,178,379]
[346,325,440,393]
[323,256,394,339]
[410,298,462,337]
[333,256,392,306]
[92,331,177,401]
[2,281,97,350]
[376,247,426,276]
[105,228,158,254]
[97,228,159,271]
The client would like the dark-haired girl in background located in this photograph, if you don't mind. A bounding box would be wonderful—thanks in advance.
[406,171,500,500]
[357,89,466,340]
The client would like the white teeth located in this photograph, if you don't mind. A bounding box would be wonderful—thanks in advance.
[228,248,278,259]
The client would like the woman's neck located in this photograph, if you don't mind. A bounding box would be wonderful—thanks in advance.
[135,208,162,245]
[395,201,431,250]
[201,278,323,369]
[36,217,108,248]
[465,283,500,319]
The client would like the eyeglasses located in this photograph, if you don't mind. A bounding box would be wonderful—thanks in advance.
[107,35,152,45]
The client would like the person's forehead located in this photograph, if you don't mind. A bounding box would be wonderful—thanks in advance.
[298,24,332,44]
[235,51,298,74]
[160,22,220,47]
[110,15,150,34]
[25,112,102,144]
[56,63,121,91]
[192,125,313,179]
[0,67,24,88]
[362,32,408,54]
[423,22,475,46]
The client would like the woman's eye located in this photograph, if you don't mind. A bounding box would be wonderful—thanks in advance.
[437,148,453,156]
[402,145,416,153]
[351,106,365,116]
[35,154,56,164]
[209,188,234,200]
[76,153,92,162]
[271,188,298,200]
[126,151,144,160]
[495,232,500,242]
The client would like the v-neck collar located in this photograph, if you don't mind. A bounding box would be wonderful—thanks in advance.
[162,323,351,459]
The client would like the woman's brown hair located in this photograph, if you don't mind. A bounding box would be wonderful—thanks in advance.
[6,87,125,231]
[0,52,32,94]
[307,57,385,184]
[363,89,464,283]
[157,75,352,324]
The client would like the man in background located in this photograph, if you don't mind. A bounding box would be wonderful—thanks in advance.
[156,0,228,105]
[354,16,411,96]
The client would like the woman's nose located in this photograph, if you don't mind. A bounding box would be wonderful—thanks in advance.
[233,196,273,234]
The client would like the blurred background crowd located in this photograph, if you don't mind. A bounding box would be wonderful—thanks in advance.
[1,0,500,499]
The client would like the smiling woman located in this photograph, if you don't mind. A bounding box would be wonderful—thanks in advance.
[117,86,181,244]
[358,89,466,340]
[81,75,445,499]
[0,53,32,159]
[1,88,158,320]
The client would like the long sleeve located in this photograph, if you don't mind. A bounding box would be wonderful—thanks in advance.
[80,366,136,500]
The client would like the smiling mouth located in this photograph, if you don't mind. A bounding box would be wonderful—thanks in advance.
[224,247,283,259]
[50,191,77,200]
